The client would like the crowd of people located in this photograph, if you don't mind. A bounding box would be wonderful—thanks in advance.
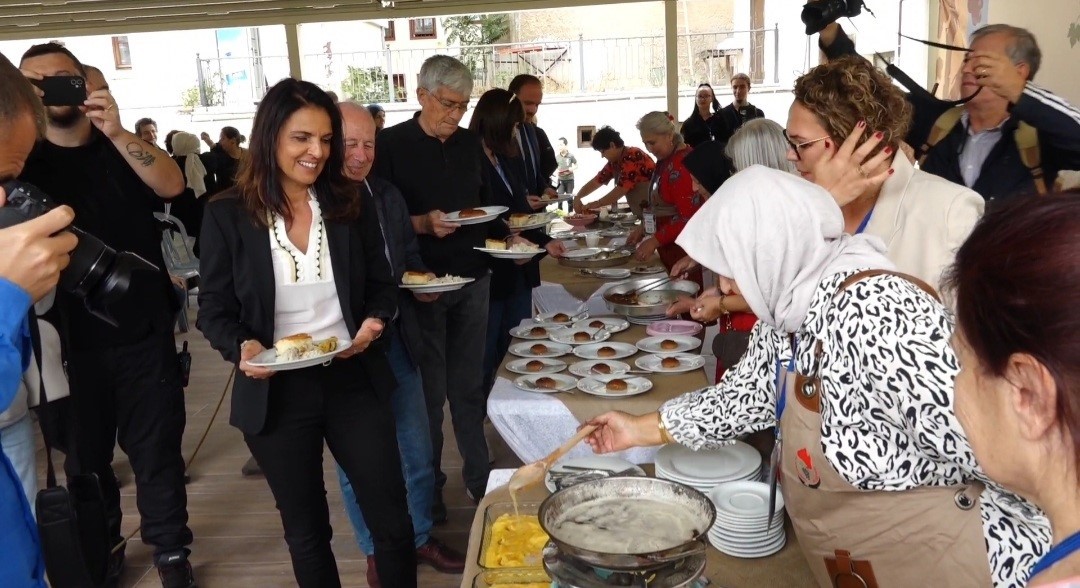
[0,16,1078,588]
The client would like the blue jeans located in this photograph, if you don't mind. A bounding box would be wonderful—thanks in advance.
[1,415,37,514]
[484,279,534,392]
[337,328,433,554]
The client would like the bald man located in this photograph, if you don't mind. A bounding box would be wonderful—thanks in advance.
[335,102,465,587]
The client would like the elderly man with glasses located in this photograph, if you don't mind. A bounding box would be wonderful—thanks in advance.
[374,55,510,520]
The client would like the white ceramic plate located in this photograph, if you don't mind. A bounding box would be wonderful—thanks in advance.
[508,213,555,231]
[710,481,782,519]
[548,328,611,345]
[443,205,509,225]
[656,442,762,483]
[544,456,646,493]
[572,316,630,333]
[514,373,578,393]
[576,375,653,397]
[630,265,666,275]
[539,194,574,204]
[562,247,603,259]
[636,335,701,354]
[399,276,475,293]
[710,519,786,541]
[599,227,629,237]
[572,341,640,360]
[568,360,633,378]
[591,268,631,279]
[505,358,568,375]
[646,320,704,337]
[473,246,544,260]
[536,310,586,325]
[508,341,573,358]
[247,339,352,371]
[509,323,568,340]
[709,532,786,558]
[635,353,706,374]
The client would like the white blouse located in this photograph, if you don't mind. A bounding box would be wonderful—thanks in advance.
[659,270,1050,588]
[269,193,351,345]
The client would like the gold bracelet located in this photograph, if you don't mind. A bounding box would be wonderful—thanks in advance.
[657,414,675,445]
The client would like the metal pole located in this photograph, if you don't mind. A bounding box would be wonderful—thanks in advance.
[285,22,302,80]
[196,53,207,107]
[896,0,904,61]
[664,0,679,115]
[385,44,393,102]
[577,33,585,93]
[773,23,779,84]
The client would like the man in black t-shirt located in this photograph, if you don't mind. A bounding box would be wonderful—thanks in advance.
[714,73,766,142]
[374,55,509,519]
[19,43,196,588]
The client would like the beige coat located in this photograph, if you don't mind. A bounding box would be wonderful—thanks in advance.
[864,154,984,292]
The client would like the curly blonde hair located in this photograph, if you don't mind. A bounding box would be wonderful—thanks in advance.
[792,56,911,152]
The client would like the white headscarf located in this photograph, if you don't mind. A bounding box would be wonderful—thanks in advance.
[171,132,208,198]
[676,165,893,333]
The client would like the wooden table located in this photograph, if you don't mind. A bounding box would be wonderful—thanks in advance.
[539,237,663,302]
[463,467,816,587]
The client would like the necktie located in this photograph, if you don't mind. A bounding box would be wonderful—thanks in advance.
[521,124,538,190]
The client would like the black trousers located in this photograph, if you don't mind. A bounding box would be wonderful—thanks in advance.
[64,331,192,556]
[245,358,416,588]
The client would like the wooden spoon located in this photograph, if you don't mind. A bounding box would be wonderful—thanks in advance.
[509,424,598,494]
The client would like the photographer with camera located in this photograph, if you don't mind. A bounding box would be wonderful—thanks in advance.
[0,50,79,588]
[17,43,196,587]
[809,1,1080,203]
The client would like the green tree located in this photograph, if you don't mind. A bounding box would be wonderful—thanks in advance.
[443,14,510,91]
[341,65,390,103]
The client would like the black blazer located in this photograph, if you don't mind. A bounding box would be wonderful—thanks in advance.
[484,152,552,300]
[196,190,398,435]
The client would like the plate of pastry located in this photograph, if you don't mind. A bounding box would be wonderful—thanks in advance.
[567,359,632,377]
[636,335,701,354]
[536,310,587,325]
[508,212,555,231]
[548,327,611,345]
[399,272,475,293]
[572,342,639,360]
[475,239,545,259]
[576,375,653,397]
[514,373,578,393]
[247,334,352,370]
[509,323,567,340]
[572,316,630,333]
[635,353,706,374]
[505,358,568,375]
[444,206,509,225]
[509,341,574,358]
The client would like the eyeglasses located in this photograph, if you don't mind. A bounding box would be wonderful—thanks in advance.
[425,89,469,113]
[783,129,830,160]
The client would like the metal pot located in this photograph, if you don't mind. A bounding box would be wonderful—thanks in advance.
[558,247,633,269]
[538,477,716,571]
[603,278,700,317]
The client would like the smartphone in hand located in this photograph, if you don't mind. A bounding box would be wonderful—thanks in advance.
[31,75,87,106]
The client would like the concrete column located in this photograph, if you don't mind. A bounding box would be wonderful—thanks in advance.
[285,22,302,80]
[664,0,679,115]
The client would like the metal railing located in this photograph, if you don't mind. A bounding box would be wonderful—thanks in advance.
[191,27,779,107]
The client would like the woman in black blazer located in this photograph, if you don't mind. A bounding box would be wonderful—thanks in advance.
[468,89,566,390]
[196,79,415,587]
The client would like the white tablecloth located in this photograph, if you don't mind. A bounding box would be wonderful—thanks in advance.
[486,376,658,465]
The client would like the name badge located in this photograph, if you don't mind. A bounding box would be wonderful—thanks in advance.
[643,210,657,235]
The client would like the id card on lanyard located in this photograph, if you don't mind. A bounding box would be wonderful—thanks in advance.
[766,338,797,526]
[643,173,662,235]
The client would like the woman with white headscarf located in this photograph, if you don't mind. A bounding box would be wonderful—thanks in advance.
[585,166,1049,587]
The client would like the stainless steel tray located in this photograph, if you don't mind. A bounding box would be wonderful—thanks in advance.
[603,277,700,317]
[558,248,633,269]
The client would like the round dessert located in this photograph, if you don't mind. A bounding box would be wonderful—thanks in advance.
[606,378,629,392]
[588,320,606,329]
[592,363,612,375]
[526,360,546,372]
[659,339,679,350]
[530,343,550,355]
[458,208,486,219]
[536,377,558,390]
[572,331,592,343]
[552,313,572,323]
[596,346,617,358]
[661,356,681,369]
[529,326,547,337]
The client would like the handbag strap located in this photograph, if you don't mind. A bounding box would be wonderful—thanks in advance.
[26,312,58,489]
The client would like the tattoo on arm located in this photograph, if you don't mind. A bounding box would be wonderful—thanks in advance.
[126,142,157,167]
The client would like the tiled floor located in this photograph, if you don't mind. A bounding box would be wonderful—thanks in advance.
[37,307,523,587]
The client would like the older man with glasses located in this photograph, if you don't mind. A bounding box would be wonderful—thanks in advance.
[374,55,509,520]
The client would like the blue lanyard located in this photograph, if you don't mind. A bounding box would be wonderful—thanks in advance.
[774,338,797,438]
[1029,529,1080,581]
[492,159,513,195]
[854,207,874,235]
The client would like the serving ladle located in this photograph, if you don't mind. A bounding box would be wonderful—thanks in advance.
[509,424,598,494]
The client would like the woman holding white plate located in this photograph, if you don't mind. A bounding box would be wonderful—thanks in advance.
[585,166,1049,587]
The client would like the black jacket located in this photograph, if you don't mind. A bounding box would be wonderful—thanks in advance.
[823,27,1080,203]
[484,152,552,300]
[714,103,765,143]
[681,109,724,147]
[196,191,398,435]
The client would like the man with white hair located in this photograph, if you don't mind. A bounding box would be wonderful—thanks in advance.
[374,55,508,519]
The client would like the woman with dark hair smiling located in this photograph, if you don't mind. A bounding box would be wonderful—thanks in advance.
[680,83,722,147]
[946,195,1080,587]
[197,78,415,587]
[468,88,564,389]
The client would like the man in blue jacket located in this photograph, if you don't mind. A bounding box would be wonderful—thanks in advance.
[0,50,80,588]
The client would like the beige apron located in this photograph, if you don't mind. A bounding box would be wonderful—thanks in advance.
[612,150,652,218]
[777,270,993,588]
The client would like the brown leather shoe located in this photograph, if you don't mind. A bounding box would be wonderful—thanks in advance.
[415,538,465,573]
[365,555,381,588]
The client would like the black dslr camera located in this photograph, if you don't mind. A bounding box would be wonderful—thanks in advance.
[0,180,159,327]
[802,0,866,35]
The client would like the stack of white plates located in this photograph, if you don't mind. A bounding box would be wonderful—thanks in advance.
[654,441,762,492]
[707,481,786,558]
[626,314,668,325]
